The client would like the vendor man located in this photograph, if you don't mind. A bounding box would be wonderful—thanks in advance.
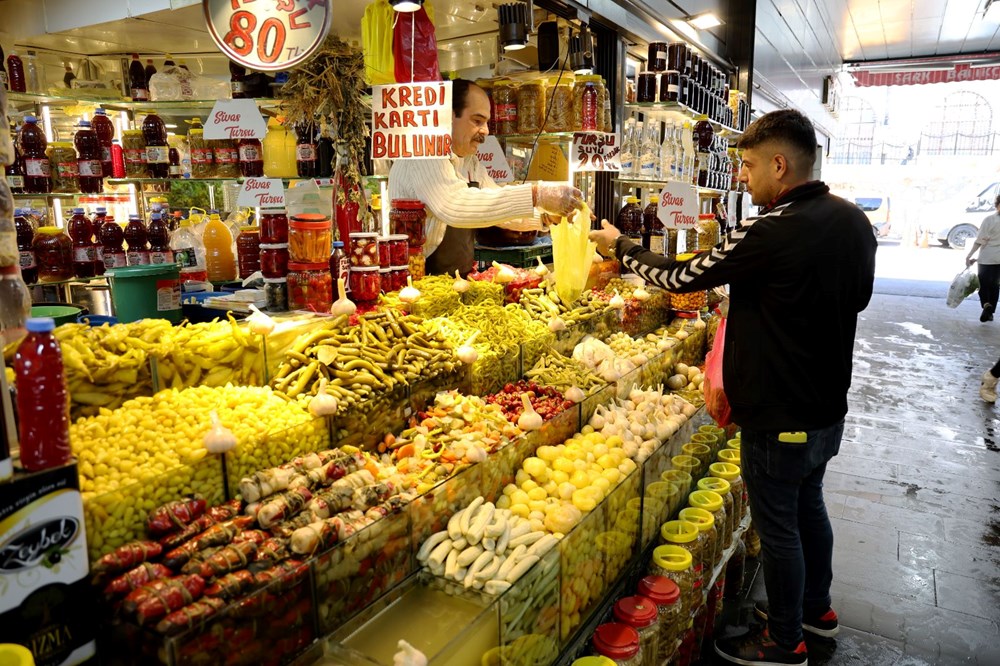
[388,79,585,276]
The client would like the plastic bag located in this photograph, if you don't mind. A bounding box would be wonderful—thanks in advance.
[150,63,230,101]
[393,7,441,83]
[362,0,396,85]
[703,317,732,426]
[551,204,596,304]
[946,268,979,308]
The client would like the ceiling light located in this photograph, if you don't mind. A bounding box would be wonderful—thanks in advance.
[390,0,423,12]
[570,25,595,75]
[498,2,530,51]
[687,12,723,30]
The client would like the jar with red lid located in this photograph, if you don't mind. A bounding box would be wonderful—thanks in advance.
[289,214,332,263]
[260,209,288,244]
[349,266,381,304]
[33,227,74,282]
[389,199,426,247]
[613,596,660,666]
[379,266,391,293]
[638,576,682,664]
[287,262,333,312]
[377,236,392,268]
[236,226,260,279]
[386,234,408,265]
[260,243,289,278]
[348,232,379,268]
[592,622,641,666]
[389,266,408,292]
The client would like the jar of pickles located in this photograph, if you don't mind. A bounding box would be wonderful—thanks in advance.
[188,128,214,178]
[660,520,704,606]
[212,138,240,178]
[678,507,717,592]
[348,232,379,267]
[687,492,725,567]
[660,469,693,500]
[260,243,289,278]
[573,75,607,133]
[376,235,392,268]
[259,209,289,244]
[517,80,546,135]
[592,623,641,666]
[650,545,696,621]
[494,80,518,136]
[638,576,682,665]
[697,213,721,249]
[49,142,79,193]
[386,234,408,265]
[263,277,288,311]
[122,130,147,178]
[389,266,408,292]
[408,247,425,280]
[236,226,260,279]
[680,442,712,478]
[389,200,426,247]
[289,214,332,263]
[379,266,390,293]
[613,596,659,666]
[544,79,574,133]
[710,462,746,523]
[698,477,735,549]
[32,227,74,282]
[287,262,333,312]
[349,266,381,304]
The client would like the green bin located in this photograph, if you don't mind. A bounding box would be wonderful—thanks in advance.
[30,304,85,326]
[105,264,182,323]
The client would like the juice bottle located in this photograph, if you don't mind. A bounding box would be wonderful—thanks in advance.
[92,207,108,273]
[14,317,72,472]
[100,215,127,270]
[129,53,149,101]
[169,146,182,179]
[615,196,643,239]
[19,116,50,193]
[75,120,104,194]
[68,207,96,278]
[229,61,246,99]
[91,108,116,177]
[6,52,25,93]
[148,212,173,264]
[170,218,208,282]
[204,213,236,282]
[6,128,24,193]
[238,138,264,177]
[263,117,296,178]
[296,122,317,178]
[142,112,170,178]
[124,214,150,265]
[581,81,598,131]
[144,59,157,88]
[642,195,665,254]
[15,209,37,284]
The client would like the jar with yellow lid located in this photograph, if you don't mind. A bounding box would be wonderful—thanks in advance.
[688,491,725,570]
[671,454,700,481]
[699,424,726,455]
[710,461,745,522]
[645,480,680,530]
[544,78,575,132]
[681,442,712,478]
[517,79,546,134]
[659,520,703,614]
[48,142,78,193]
[698,476,734,548]
[727,437,742,452]
[650,545,697,620]
[573,657,616,666]
[717,448,741,472]
[33,226,74,281]
[690,431,718,462]
[678,507,717,591]
[661,469,692,500]
[122,129,147,178]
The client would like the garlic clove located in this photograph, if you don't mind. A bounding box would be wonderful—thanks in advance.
[633,285,650,301]
[565,386,586,403]
[609,289,625,310]
[309,378,339,416]
[204,410,238,454]
[331,278,357,316]
[548,316,566,332]
[246,304,276,335]
[491,261,516,284]
[399,276,422,303]
[534,257,549,276]
[452,270,470,293]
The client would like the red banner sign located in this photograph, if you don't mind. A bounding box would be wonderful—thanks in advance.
[851,63,1000,87]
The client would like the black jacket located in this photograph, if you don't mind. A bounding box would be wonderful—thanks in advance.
[616,181,877,431]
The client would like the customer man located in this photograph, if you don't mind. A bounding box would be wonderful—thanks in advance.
[965,194,1000,322]
[388,79,584,276]
[591,109,877,666]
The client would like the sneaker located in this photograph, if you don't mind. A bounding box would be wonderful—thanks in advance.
[754,601,840,637]
[981,303,995,322]
[715,627,808,666]
[982,370,999,404]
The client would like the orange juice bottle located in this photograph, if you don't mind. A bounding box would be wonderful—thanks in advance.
[203,213,236,282]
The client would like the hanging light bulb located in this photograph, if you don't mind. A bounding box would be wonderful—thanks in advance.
[570,25,595,75]
[390,0,424,12]
[498,2,530,51]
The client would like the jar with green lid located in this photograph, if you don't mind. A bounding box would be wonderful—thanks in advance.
[638,575,682,664]
[518,80,546,134]
[659,521,703,614]
[661,469,692,500]
[592,622,641,666]
[650,545,697,620]
[671,454,700,482]
[614,596,660,666]
[48,142,78,193]
[681,442,712,477]
[698,476,734,549]
[710,461,746,523]
[678,507,716,594]
[545,78,574,132]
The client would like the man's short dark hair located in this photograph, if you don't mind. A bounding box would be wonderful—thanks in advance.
[737,109,817,175]
[452,79,482,117]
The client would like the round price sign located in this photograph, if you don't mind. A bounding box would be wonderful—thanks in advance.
[203,0,333,72]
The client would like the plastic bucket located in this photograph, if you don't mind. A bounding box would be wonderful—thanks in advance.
[30,304,86,326]
[105,264,182,324]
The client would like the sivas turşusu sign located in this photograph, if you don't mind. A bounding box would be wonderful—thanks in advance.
[372,82,453,160]
[476,136,512,183]
[238,178,286,207]
[572,132,621,172]
[204,99,267,140]
[657,181,698,228]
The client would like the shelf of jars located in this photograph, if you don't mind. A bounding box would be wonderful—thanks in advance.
[11,190,85,199]
[4,91,285,112]
[624,102,743,137]
[612,177,731,198]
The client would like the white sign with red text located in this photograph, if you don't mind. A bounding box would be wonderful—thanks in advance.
[571,132,621,172]
[204,99,267,140]
[238,178,285,208]
[477,136,512,183]
[371,82,453,160]
[657,181,698,228]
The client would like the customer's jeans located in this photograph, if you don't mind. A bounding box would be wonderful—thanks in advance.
[740,421,844,649]
[979,262,1000,312]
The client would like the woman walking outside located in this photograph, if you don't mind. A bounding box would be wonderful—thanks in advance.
[966,194,1000,322]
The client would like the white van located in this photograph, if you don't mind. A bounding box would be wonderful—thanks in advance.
[934,181,1000,249]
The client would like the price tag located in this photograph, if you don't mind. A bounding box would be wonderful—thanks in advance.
[371,82,453,160]
[571,132,621,172]
[203,0,333,72]
[657,181,698,228]
[204,99,267,140]
[476,136,513,183]
[238,178,285,207]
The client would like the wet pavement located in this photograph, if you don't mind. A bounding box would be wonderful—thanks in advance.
[711,290,1000,665]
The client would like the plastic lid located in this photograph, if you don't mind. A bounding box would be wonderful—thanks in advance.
[349,232,378,238]
[35,226,63,236]
[0,643,35,666]
[26,317,56,333]
[613,595,658,629]
[699,213,716,220]
[72,207,85,214]
[239,225,257,232]
[262,277,288,284]
[387,234,408,242]
[95,108,108,115]
[332,241,344,248]
[709,462,741,482]
[648,195,659,203]
[717,448,741,466]
[671,454,700,470]
[698,476,730,496]
[287,262,329,271]
[261,208,287,215]
[661,519,698,544]
[289,217,331,230]
[661,469,692,485]
[105,264,179,278]
[379,266,390,273]
[681,442,711,458]
[571,658,615,666]
[727,438,741,451]
[50,141,74,147]
[638,575,681,605]
[390,199,425,210]
[78,120,92,128]
[652,544,692,571]
[695,114,709,120]
[259,243,289,250]
[626,196,640,204]
[689,489,724,513]
[96,207,107,213]
[351,266,380,272]
[390,265,409,271]
[24,116,37,123]
[679,507,715,531]
[592,623,640,660]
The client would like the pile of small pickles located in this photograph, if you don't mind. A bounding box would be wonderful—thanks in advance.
[524,351,606,396]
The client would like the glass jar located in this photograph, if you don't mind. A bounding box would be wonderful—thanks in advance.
[49,142,79,193]
[650,545,696,621]
[212,139,240,178]
[710,462,745,523]
[717,448,741,469]
[386,234,408,266]
[259,209,289,244]
[660,469,692,502]
[259,243,289,279]
[670,454,700,481]
[681,442,712,478]
[389,266,408,292]
[613,596,659,666]
[517,80,546,135]
[659,520,704,614]
[648,42,668,72]
[236,226,260,279]
[390,200,426,247]
[668,42,688,73]
[638,576,682,665]
[287,262,333,312]
[349,266,381,304]
[188,128,214,178]
[699,424,727,456]
[592,623,641,666]
[494,80,519,136]
[660,71,680,103]
[263,277,288,312]
[678,507,717,594]
[377,236,392,268]
[544,79,574,133]
[122,130,147,178]
[408,247,425,280]
[697,214,720,249]
[348,232,379,268]
[687,492,725,571]
[32,227,74,282]
[637,72,657,103]
[698,477,734,549]
[379,266,390,293]
[289,214,333,263]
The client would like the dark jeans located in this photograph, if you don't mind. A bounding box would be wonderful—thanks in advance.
[991,357,1000,378]
[979,262,1000,311]
[740,421,844,649]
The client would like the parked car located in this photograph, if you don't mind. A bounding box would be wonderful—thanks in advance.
[935,181,1000,249]
[833,191,892,237]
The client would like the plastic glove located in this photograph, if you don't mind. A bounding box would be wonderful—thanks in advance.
[534,183,585,217]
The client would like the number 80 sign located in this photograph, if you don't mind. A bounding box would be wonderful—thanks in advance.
[203,0,333,72]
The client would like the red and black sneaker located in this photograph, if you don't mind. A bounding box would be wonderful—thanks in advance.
[714,627,808,666]
[754,601,841,638]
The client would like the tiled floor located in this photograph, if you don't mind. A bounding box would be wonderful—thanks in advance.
[712,291,1000,665]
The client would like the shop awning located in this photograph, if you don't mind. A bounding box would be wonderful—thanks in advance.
[851,63,1000,87]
